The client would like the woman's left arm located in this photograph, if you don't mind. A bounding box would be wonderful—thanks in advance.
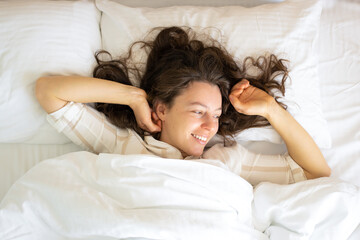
[229,79,331,179]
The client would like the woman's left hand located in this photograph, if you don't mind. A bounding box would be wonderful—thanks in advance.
[229,79,331,179]
[229,79,274,118]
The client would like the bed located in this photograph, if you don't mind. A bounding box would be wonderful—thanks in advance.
[0,0,359,239]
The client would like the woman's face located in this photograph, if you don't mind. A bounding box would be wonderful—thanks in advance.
[157,81,222,157]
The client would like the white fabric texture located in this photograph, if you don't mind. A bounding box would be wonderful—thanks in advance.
[0,0,101,144]
[95,0,331,148]
[0,0,359,238]
[317,0,360,186]
[106,0,284,8]
[253,178,360,240]
[1,152,359,240]
[0,152,265,240]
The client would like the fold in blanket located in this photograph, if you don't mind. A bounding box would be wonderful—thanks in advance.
[0,151,266,240]
[0,151,359,240]
[253,178,360,239]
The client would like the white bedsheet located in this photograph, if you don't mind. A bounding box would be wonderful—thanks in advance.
[0,0,359,238]
[317,0,360,186]
[1,152,359,240]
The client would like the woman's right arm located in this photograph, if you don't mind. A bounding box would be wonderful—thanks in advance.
[35,76,160,133]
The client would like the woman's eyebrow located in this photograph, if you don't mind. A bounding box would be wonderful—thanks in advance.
[189,102,222,111]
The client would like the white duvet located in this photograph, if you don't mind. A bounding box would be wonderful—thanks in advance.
[0,152,359,240]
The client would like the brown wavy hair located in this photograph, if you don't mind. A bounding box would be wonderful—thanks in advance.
[93,26,289,143]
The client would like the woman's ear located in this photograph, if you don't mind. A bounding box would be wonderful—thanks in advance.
[154,101,167,121]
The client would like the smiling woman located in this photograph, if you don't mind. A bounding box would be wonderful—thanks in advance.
[157,81,222,157]
[35,26,330,185]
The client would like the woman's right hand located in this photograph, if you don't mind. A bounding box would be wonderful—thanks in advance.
[129,90,161,133]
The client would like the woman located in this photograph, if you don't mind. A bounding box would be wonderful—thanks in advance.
[35,26,330,185]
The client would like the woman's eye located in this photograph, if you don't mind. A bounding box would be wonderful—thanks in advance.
[213,113,222,119]
[193,111,203,115]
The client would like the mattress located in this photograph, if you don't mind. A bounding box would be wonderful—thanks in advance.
[0,143,82,199]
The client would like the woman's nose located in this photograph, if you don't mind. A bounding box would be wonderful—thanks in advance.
[201,114,218,131]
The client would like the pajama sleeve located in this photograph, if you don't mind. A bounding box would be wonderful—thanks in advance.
[203,143,307,186]
[46,102,130,154]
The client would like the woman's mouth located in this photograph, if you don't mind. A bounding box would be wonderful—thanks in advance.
[191,133,208,144]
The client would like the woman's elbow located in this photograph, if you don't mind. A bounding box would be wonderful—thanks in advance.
[35,77,49,102]
[35,77,62,113]
[305,167,331,180]
[317,167,332,178]
[324,167,332,177]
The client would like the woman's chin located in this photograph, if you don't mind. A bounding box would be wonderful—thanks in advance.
[183,147,205,158]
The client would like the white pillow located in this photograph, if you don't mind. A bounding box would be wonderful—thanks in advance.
[96,0,331,148]
[0,0,101,144]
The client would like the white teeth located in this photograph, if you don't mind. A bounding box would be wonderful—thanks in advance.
[191,133,207,142]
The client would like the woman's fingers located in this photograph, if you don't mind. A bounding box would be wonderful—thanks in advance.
[229,93,246,113]
[140,119,161,133]
[151,111,162,131]
[229,79,250,111]
[145,122,161,133]
[142,112,161,133]
[231,79,250,96]
[132,97,162,133]
[229,80,251,114]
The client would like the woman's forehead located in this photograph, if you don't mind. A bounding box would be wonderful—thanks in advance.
[175,81,222,109]
[187,101,222,111]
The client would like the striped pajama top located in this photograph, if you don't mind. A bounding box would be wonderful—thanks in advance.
[47,101,307,186]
